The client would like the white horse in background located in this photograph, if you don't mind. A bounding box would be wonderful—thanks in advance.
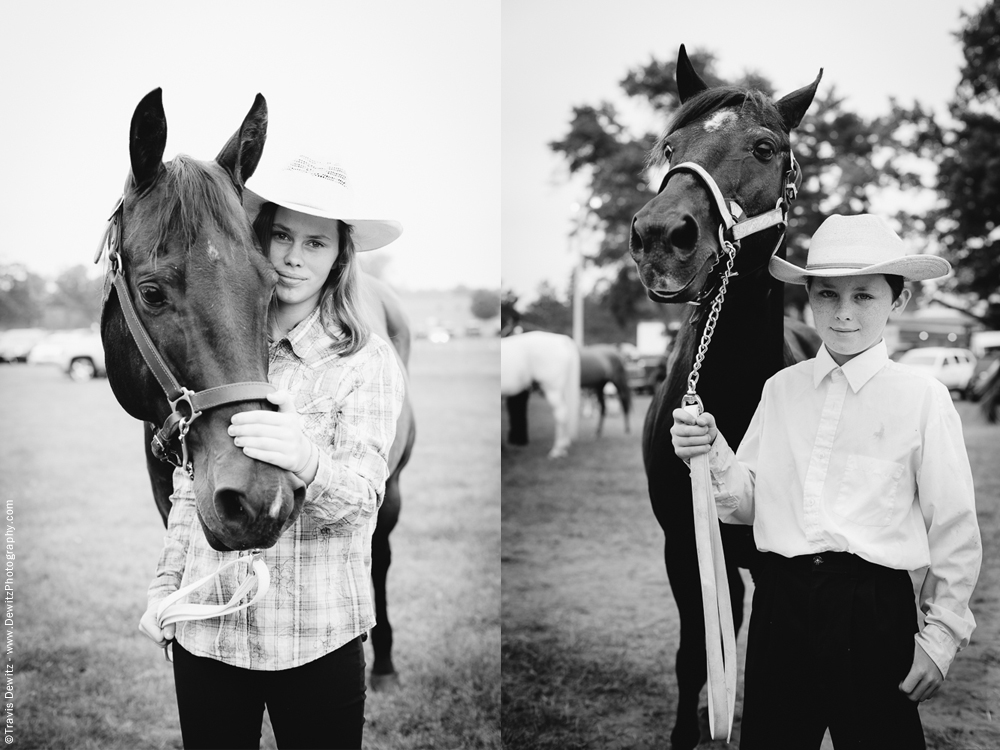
[501,331,580,458]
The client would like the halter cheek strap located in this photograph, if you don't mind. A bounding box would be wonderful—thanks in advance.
[96,196,276,477]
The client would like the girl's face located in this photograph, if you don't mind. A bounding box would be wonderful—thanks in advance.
[808,274,910,366]
[268,206,340,318]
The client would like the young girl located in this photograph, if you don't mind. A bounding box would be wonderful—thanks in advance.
[671,214,981,749]
[139,153,405,750]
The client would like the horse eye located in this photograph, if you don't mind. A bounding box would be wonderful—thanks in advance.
[664,144,674,162]
[139,284,166,306]
[753,142,776,161]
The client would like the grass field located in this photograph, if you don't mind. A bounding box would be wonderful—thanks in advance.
[1,336,499,750]
[502,392,1000,750]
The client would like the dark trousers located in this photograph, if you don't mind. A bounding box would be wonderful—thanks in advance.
[740,552,925,750]
[172,637,366,750]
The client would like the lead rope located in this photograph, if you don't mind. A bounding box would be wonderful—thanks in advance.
[680,235,739,742]
[155,550,270,663]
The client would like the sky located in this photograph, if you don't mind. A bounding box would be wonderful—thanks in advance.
[502,0,988,302]
[0,0,500,291]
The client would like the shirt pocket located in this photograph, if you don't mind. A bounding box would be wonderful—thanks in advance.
[296,393,337,445]
[831,454,904,528]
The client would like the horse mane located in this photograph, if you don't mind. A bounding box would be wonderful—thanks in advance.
[124,155,256,262]
[649,87,789,168]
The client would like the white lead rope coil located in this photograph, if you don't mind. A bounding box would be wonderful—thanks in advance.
[155,551,270,662]
[683,399,737,741]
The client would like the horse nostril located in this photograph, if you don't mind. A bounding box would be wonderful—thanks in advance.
[629,216,644,259]
[215,488,258,525]
[669,215,699,257]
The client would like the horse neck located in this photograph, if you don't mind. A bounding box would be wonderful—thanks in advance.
[663,248,785,439]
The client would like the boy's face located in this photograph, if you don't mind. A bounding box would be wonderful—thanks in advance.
[807,274,910,366]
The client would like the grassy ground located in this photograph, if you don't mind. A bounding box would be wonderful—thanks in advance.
[2,335,499,750]
[502,392,1000,750]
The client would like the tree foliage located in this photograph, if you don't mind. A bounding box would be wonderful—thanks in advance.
[470,288,500,321]
[0,264,104,330]
[931,0,1000,308]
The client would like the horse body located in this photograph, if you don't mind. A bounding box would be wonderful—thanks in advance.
[629,47,820,749]
[104,89,302,553]
[579,345,632,436]
[501,331,580,458]
[358,274,417,687]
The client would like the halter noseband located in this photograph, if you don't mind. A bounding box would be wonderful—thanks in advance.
[95,196,276,478]
[650,150,801,305]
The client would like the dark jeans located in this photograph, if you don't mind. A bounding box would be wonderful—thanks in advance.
[172,637,366,750]
[740,552,925,750]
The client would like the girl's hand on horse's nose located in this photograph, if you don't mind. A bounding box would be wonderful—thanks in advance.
[229,390,319,484]
[138,603,175,647]
[670,408,718,459]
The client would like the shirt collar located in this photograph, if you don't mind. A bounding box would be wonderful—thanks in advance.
[272,305,344,361]
[813,339,889,393]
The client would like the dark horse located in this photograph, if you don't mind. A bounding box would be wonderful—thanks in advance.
[629,47,821,749]
[104,89,414,688]
[579,344,633,436]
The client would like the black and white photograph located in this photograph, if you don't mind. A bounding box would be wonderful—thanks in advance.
[2,1,1000,749]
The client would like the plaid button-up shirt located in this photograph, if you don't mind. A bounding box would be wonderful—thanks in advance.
[148,305,405,670]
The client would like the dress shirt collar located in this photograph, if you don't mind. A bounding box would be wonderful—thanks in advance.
[812,339,889,393]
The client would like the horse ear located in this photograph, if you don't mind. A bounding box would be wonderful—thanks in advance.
[217,93,268,191]
[129,88,167,194]
[676,44,710,103]
[776,69,823,131]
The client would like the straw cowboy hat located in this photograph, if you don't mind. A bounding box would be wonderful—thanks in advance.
[769,214,950,285]
[244,154,402,252]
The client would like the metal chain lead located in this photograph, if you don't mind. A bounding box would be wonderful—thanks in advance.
[686,239,738,399]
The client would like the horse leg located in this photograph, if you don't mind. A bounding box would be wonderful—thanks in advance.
[543,387,570,458]
[664,537,709,750]
[506,389,530,445]
[370,471,401,690]
[595,389,606,438]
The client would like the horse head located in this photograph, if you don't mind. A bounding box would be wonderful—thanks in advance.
[629,45,821,304]
[101,88,304,552]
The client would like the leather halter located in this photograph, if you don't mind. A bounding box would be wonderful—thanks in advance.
[651,152,801,305]
[95,196,276,478]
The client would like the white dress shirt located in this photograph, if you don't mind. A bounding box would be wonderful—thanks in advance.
[707,340,982,677]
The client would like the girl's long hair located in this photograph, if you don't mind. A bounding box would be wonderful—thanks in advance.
[253,202,370,356]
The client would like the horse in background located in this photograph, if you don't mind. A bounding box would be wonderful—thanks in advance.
[629,46,821,749]
[579,344,632,436]
[501,331,580,458]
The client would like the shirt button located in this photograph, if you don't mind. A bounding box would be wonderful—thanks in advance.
[812,555,823,566]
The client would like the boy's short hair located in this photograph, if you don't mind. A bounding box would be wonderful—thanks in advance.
[806,274,905,301]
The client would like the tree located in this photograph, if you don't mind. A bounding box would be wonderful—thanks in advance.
[0,265,47,328]
[470,289,500,321]
[931,1,1000,314]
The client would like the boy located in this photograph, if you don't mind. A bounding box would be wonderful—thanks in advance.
[671,214,981,749]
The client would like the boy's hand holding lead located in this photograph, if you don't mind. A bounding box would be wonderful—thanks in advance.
[670,408,719,460]
[229,390,319,484]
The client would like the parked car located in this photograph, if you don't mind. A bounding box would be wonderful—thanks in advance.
[27,328,106,381]
[0,328,48,363]
[896,347,977,397]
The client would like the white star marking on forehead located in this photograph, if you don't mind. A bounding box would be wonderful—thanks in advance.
[703,109,737,132]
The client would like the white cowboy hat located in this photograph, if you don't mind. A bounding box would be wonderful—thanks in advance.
[769,214,951,285]
[244,154,402,252]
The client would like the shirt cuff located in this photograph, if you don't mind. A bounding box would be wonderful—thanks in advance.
[707,432,740,509]
[915,623,958,679]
